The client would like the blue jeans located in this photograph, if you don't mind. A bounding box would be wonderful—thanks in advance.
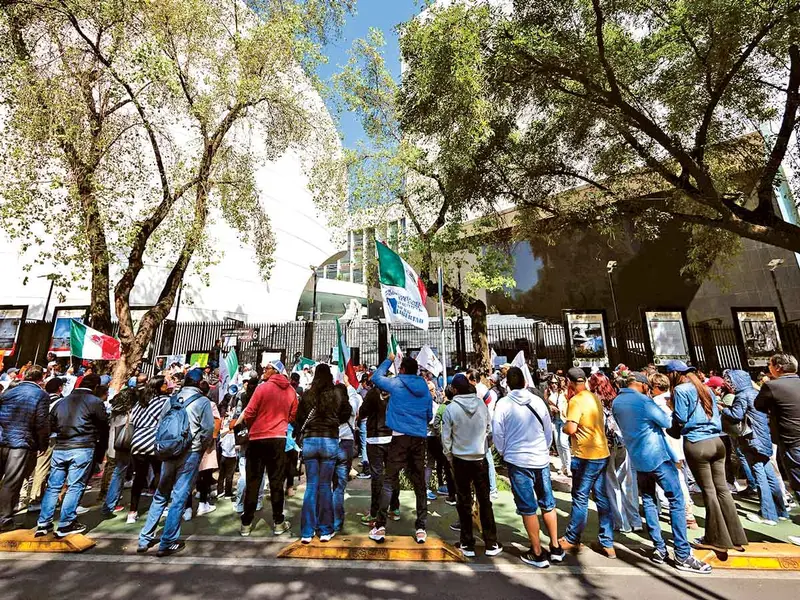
[745,448,788,522]
[38,447,95,528]
[235,453,264,513]
[507,463,555,515]
[732,438,757,490]
[138,451,201,550]
[564,456,614,547]
[300,437,338,539]
[103,453,131,514]
[334,439,355,531]
[359,419,369,466]
[638,460,690,561]
[486,446,497,494]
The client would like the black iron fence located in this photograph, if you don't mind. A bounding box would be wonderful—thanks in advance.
[5,317,800,375]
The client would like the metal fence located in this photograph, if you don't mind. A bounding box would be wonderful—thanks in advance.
[5,317,800,374]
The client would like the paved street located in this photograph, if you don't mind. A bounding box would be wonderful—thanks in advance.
[0,472,798,599]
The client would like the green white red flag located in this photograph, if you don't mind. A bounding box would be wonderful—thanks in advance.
[70,320,121,360]
[335,318,358,384]
[376,241,429,330]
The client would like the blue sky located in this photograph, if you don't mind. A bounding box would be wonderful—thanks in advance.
[317,0,422,149]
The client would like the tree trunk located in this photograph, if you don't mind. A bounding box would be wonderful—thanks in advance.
[466,299,490,372]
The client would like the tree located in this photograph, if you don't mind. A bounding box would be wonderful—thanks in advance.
[313,27,514,370]
[397,0,800,281]
[0,0,350,386]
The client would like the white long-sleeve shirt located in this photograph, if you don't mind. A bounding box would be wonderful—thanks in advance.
[492,388,553,469]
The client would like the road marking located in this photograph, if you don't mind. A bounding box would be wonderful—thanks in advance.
[0,551,799,579]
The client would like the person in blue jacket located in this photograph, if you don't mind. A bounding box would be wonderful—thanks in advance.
[721,369,788,525]
[368,353,432,545]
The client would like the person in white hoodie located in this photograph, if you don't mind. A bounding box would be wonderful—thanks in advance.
[441,373,502,558]
[493,367,565,568]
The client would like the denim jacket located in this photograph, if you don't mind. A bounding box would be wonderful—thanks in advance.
[672,382,721,443]
[612,388,676,472]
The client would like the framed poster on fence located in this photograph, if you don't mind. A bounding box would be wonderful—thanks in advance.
[732,308,783,368]
[563,309,610,369]
[49,306,89,357]
[0,306,27,357]
[641,308,693,366]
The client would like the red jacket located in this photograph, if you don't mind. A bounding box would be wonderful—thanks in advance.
[243,374,298,440]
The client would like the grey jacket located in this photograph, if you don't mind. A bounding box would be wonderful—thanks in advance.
[441,393,490,461]
[161,385,214,453]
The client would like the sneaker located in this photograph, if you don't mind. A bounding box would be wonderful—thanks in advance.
[558,536,581,554]
[520,549,550,568]
[485,543,503,557]
[549,544,566,563]
[27,503,41,512]
[75,506,89,516]
[449,521,461,532]
[788,536,800,546]
[113,505,126,513]
[436,486,449,496]
[319,532,335,542]
[360,514,376,526]
[415,529,427,544]
[747,513,777,526]
[301,537,312,544]
[182,508,192,522]
[675,555,712,574]
[426,490,437,502]
[101,511,117,521]
[136,540,157,553]
[196,503,216,517]
[126,512,138,524]
[391,509,401,521]
[650,547,668,564]
[240,523,252,537]
[141,490,154,497]
[445,497,457,506]
[156,541,186,557]
[55,522,87,538]
[779,516,790,521]
[123,480,133,489]
[733,480,748,493]
[34,524,53,538]
[356,472,371,480]
[369,526,386,543]
[273,520,291,536]
[455,542,475,557]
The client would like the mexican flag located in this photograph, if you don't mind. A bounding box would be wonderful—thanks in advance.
[388,334,403,374]
[335,318,358,384]
[219,348,239,396]
[70,320,121,360]
[376,241,429,330]
[292,356,317,373]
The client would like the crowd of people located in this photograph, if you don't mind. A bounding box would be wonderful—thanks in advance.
[0,349,798,572]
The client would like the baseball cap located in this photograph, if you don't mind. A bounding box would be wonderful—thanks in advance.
[706,376,725,388]
[628,372,649,386]
[663,360,696,374]
[185,367,204,383]
[451,373,469,386]
[45,377,64,393]
[566,367,587,383]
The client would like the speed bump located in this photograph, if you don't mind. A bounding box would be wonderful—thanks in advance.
[693,542,800,570]
[0,529,96,553]
[278,535,464,562]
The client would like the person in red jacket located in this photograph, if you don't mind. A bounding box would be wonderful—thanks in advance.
[233,361,298,536]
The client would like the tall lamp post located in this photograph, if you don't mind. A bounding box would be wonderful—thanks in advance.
[606,260,620,322]
[310,265,319,322]
[768,258,788,322]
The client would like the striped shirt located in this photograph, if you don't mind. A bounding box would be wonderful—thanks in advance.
[130,395,169,455]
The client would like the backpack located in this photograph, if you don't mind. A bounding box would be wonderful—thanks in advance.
[155,392,203,460]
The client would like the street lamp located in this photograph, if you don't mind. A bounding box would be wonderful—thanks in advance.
[310,265,319,322]
[768,258,788,322]
[606,260,620,322]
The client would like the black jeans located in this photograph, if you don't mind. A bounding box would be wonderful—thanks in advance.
[131,454,161,512]
[366,442,400,517]
[0,447,34,524]
[242,438,286,527]
[285,449,299,489]
[376,436,427,530]
[197,469,215,503]
[452,456,497,548]
[684,436,748,549]
[217,456,237,497]
[427,436,455,499]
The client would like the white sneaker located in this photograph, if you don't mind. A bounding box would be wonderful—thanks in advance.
[369,526,386,543]
[196,503,216,517]
[123,480,133,489]
[789,536,800,547]
[319,532,335,542]
[75,506,89,516]
[183,508,192,522]
[747,513,777,526]
[733,480,747,493]
[125,512,138,524]
[301,537,313,544]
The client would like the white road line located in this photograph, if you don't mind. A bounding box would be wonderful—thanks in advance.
[0,552,798,580]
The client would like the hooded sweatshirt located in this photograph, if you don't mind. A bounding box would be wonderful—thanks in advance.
[441,393,490,461]
[492,388,553,469]
[371,359,432,437]
[243,374,298,440]
[722,369,773,457]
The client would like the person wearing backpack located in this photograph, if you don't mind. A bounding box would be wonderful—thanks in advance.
[137,368,213,557]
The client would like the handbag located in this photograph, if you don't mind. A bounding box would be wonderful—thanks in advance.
[114,412,134,453]
[296,407,316,447]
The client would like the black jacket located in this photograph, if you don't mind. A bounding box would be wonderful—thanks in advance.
[294,385,350,440]
[50,388,109,450]
[754,374,800,449]
[359,387,392,440]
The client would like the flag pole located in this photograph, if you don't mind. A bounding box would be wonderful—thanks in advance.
[437,266,447,388]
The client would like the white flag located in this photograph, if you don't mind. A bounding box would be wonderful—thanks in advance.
[511,350,535,388]
[416,345,443,377]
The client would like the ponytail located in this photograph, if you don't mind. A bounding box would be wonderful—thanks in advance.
[668,370,714,418]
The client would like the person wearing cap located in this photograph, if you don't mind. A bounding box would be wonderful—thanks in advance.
[612,372,711,573]
[441,373,501,558]
[0,365,50,529]
[559,367,614,558]
[233,360,297,537]
[137,368,213,556]
[665,359,748,554]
